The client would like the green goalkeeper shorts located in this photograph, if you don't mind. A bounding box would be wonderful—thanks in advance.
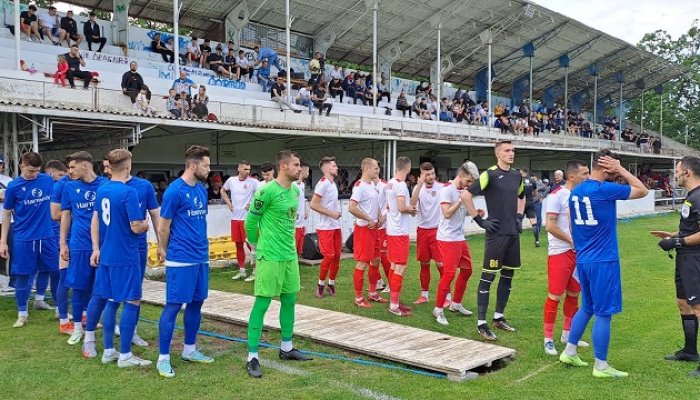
[254,258,301,297]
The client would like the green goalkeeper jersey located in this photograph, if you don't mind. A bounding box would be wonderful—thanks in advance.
[245,180,299,261]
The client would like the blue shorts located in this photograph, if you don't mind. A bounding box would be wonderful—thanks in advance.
[11,239,58,276]
[65,249,95,290]
[139,246,148,280]
[577,260,622,316]
[99,264,142,302]
[166,263,209,304]
[50,27,60,36]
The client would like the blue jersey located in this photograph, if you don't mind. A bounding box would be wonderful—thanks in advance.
[95,181,142,268]
[570,179,631,263]
[257,47,276,60]
[126,176,159,248]
[51,175,71,239]
[160,178,208,264]
[61,176,108,250]
[3,173,54,241]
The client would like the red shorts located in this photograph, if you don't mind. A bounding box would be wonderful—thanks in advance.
[416,227,441,263]
[374,228,387,259]
[547,250,580,295]
[295,227,306,255]
[387,235,409,265]
[230,220,246,242]
[437,240,472,272]
[353,225,377,262]
[317,229,342,258]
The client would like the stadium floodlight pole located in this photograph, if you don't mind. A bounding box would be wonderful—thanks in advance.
[14,0,20,70]
[640,90,644,135]
[528,56,533,106]
[660,93,663,139]
[592,74,598,126]
[563,66,569,132]
[372,0,378,114]
[173,0,179,72]
[436,22,441,107]
[285,0,292,104]
[619,80,623,131]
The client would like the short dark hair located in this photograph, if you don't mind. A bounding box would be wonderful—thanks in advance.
[89,12,96,17]
[20,152,42,167]
[70,44,79,49]
[185,145,210,165]
[107,149,132,171]
[520,167,529,174]
[260,162,275,173]
[66,151,93,164]
[419,162,434,171]
[45,159,67,172]
[592,149,619,170]
[495,140,513,150]
[28,5,37,11]
[49,6,56,10]
[319,156,336,169]
[680,156,700,177]
[300,161,310,168]
[277,150,299,167]
[396,156,411,171]
[565,159,588,177]
[238,160,250,166]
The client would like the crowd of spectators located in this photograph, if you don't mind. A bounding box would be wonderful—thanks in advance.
[637,166,673,196]
[621,128,662,154]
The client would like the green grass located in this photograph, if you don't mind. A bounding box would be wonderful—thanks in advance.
[2,213,700,399]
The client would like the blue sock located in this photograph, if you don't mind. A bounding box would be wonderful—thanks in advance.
[57,269,70,319]
[14,275,31,312]
[184,301,203,346]
[119,303,140,355]
[567,307,593,346]
[158,302,182,355]
[48,271,59,302]
[592,315,612,361]
[71,289,87,324]
[86,295,107,331]
[35,272,49,297]
[102,301,120,350]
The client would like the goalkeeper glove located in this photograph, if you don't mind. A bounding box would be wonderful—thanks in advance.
[516,213,524,234]
[474,215,500,234]
[658,237,686,252]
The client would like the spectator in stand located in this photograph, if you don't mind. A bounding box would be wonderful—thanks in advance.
[208,46,234,79]
[309,52,322,84]
[350,77,367,105]
[121,61,146,107]
[136,85,153,116]
[223,41,239,78]
[342,72,355,99]
[494,102,505,118]
[166,37,186,64]
[20,5,42,42]
[191,86,209,119]
[60,10,82,47]
[166,89,180,118]
[552,169,565,190]
[177,91,190,118]
[312,83,332,116]
[479,102,489,125]
[236,50,254,81]
[296,81,314,114]
[330,65,343,81]
[439,97,453,122]
[207,175,223,204]
[638,131,651,153]
[364,84,375,106]
[253,46,285,74]
[415,98,431,120]
[329,76,343,103]
[415,81,431,98]
[270,74,301,113]
[257,60,273,93]
[199,39,212,67]
[452,98,465,122]
[83,12,106,52]
[151,33,174,63]
[54,55,68,86]
[172,70,197,99]
[396,91,411,118]
[376,78,391,103]
[185,36,200,66]
[39,6,65,46]
[64,45,92,89]
[428,95,439,120]
[651,135,662,154]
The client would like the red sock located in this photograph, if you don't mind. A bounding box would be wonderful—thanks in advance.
[381,252,391,277]
[319,257,331,281]
[435,268,455,308]
[353,268,364,299]
[390,273,404,305]
[437,265,445,278]
[419,262,431,291]
[329,255,341,281]
[563,295,579,331]
[235,241,246,269]
[452,268,472,304]
[543,297,560,339]
[368,264,380,293]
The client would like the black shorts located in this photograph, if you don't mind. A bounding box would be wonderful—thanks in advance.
[69,33,80,41]
[483,234,520,271]
[524,200,537,219]
[676,251,700,305]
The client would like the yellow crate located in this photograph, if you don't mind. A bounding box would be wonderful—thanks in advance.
[147,238,237,267]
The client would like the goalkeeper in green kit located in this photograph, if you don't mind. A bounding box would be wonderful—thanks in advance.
[245,150,312,378]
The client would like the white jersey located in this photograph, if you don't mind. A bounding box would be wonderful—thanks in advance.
[415,182,444,229]
[313,177,341,230]
[0,174,13,224]
[350,179,379,227]
[375,180,388,229]
[386,178,412,236]
[293,180,306,228]
[437,183,466,242]
[546,185,573,255]
[222,176,259,221]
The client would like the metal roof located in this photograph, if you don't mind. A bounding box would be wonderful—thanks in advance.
[67,0,684,105]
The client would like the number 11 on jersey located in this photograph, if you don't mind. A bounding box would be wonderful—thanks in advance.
[571,195,598,226]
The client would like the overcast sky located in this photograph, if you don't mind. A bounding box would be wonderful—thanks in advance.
[531,0,699,45]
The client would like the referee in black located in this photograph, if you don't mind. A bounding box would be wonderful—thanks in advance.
[520,167,541,247]
[463,140,525,341]
[652,156,700,375]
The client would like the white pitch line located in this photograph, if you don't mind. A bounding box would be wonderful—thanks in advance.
[515,363,555,383]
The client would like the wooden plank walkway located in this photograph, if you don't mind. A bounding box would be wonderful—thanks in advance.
[141,280,515,381]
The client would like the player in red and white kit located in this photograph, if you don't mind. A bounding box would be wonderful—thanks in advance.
[293,162,310,258]
[349,158,387,308]
[410,162,445,305]
[543,160,590,355]
[432,162,479,325]
[386,156,416,317]
[372,174,391,293]
[310,157,342,298]
[222,160,259,282]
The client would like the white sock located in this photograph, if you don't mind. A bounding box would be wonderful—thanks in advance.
[247,352,259,361]
[84,331,96,342]
[544,337,553,343]
[318,280,325,286]
[433,307,443,313]
[390,302,399,310]
[239,267,246,273]
[158,354,170,362]
[59,318,69,324]
[183,344,196,355]
[594,358,609,371]
[494,312,504,320]
[561,330,570,340]
[280,340,293,352]
[119,352,133,361]
[446,293,452,301]
[565,343,578,356]
[104,348,116,356]
[477,319,487,326]
[18,310,29,318]
[73,321,82,331]
[328,280,335,286]
[35,295,45,301]
[421,290,429,298]
[82,311,87,316]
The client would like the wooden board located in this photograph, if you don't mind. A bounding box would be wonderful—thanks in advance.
[141,280,515,381]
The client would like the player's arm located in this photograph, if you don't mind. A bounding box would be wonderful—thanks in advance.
[220,185,233,211]
[409,178,423,208]
[244,187,270,245]
[396,194,414,215]
[546,213,573,246]
[157,217,171,261]
[598,156,648,200]
[464,171,488,218]
[59,210,72,261]
[517,177,526,214]
[348,200,374,224]
[148,207,160,243]
[0,209,12,258]
[89,211,100,267]
[310,192,340,219]
[51,202,62,221]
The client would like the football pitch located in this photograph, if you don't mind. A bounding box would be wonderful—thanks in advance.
[2,213,699,399]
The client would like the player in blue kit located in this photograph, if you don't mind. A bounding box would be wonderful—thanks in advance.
[90,149,151,368]
[156,145,214,378]
[0,152,58,328]
[559,150,648,378]
[60,151,108,345]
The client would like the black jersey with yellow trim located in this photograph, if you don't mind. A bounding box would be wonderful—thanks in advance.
[679,186,700,253]
[468,165,524,235]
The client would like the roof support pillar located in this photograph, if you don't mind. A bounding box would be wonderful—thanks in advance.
[111,0,131,47]
[371,0,378,114]
[655,85,664,138]
[313,25,336,59]
[559,54,570,131]
[614,71,624,130]
[13,0,20,70]
[173,0,179,72]
[224,0,250,46]
[378,41,400,92]
[590,64,599,125]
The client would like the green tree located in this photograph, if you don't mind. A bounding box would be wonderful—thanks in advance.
[628,20,700,148]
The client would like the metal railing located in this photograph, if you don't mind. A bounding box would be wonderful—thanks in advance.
[0,76,695,157]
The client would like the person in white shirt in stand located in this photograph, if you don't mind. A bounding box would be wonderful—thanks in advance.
[349,158,386,308]
[410,162,445,305]
[293,162,310,258]
[432,161,480,326]
[310,157,342,298]
[386,156,417,317]
[222,161,259,282]
[372,174,391,293]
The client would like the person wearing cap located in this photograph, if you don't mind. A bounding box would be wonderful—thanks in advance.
[208,46,234,79]
[208,175,224,205]
[20,5,42,42]
[150,32,174,63]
